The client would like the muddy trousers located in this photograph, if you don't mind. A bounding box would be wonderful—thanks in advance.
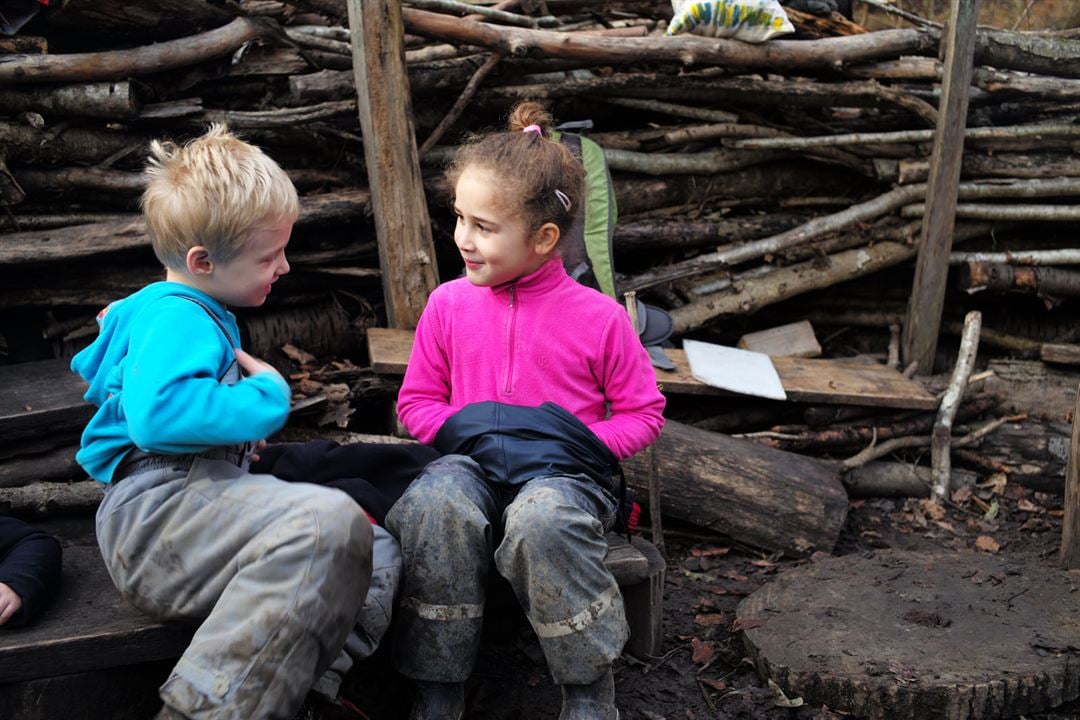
[386,455,629,686]
[96,458,373,720]
[314,524,402,698]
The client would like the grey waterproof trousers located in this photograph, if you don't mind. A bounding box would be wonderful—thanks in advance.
[96,457,373,720]
[385,454,628,686]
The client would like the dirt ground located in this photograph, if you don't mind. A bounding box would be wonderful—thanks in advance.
[342,477,1080,720]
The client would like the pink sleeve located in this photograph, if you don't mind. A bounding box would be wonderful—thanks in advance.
[396,300,457,445]
[587,311,666,459]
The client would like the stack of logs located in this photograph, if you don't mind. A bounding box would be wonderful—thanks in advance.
[1,0,1079,521]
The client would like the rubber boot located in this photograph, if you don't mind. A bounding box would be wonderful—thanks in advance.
[409,681,465,720]
[559,670,619,720]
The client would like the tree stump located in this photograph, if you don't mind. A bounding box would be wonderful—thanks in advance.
[737,551,1080,719]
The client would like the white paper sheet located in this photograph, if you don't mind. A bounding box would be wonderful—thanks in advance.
[683,339,787,401]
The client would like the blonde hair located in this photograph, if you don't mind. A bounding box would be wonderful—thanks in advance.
[141,124,299,269]
[447,101,584,242]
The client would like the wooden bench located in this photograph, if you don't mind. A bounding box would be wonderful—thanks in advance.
[367,326,939,409]
[0,524,663,718]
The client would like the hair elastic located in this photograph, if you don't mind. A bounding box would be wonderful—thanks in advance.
[522,124,543,137]
[554,189,572,212]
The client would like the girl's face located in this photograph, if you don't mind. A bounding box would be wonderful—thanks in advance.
[453,166,551,288]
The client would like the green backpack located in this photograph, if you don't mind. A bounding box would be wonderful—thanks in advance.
[554,123,674,369]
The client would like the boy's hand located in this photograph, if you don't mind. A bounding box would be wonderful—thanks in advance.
[234,349,284,381]
[248,439,268,465]
[0,582,22,626]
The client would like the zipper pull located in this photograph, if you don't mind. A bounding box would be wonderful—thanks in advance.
[509,286,516,308]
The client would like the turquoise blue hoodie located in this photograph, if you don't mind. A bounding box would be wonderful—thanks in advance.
[70,282,291,484]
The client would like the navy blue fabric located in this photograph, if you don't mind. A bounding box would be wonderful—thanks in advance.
[0,516,62,628]
[433,401,620,495]
[251,440,439,525]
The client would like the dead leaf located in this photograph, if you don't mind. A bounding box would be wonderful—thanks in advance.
[975,535,1000,554]
[919,499,947,521]
[699,677,727,691]
[976,473,1008,495]
[690,638,716,665]
[731,616,763,632]
[750,559,776,568]
[932,520,957,534]
[282,343,317,366]
[768,679,804,708]
[298,378,323,396]
[323,382,351,403]
[1017,498,1041,513]
[707,586,729,596]
[691,546,731,558]
[951,486,973,504]
[694,613,726,627]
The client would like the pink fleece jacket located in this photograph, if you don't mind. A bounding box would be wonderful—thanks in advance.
[398,259,666,460]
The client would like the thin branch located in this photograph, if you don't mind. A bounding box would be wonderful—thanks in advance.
[404,0,559,28]
[419,52,504,157]
[931,311,982,502]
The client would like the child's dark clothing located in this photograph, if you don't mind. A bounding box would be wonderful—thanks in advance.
[0,516,62,627]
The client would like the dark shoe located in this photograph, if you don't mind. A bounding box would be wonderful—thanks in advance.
[559,670,619,720]
[295,691,370,720]
[409,681,465,720]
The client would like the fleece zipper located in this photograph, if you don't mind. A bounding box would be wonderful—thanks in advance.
[503,285,517,395]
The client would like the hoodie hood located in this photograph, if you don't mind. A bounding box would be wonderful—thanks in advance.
[72,282,238,407]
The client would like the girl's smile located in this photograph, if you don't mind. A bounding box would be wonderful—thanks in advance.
[453,166,555,288]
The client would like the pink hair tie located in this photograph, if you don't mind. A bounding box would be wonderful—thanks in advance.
[522,124,543,137]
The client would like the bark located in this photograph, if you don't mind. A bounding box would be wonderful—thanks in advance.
[0,82,139,119]
[480,75,938,123]
[0,17,273,84]
[0,189,372,265]
[613,215,808,252]
[931,311,982,502]
[0,123,148,165]
[403,8,938,71]
[899,152,1080,184]
[402,8,1080,77]
[621,419,848,557]
[959,262,1080,298]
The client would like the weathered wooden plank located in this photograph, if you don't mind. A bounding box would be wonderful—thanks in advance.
[901,0,981,372]
[0,545,190,684]
[737,320,822,358]
[0,360,92,445]
[367,327,938,409]
[1061,385,1080,569]
[346,0,439,329]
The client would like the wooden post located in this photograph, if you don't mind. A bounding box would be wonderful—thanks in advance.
[1060,384,1080,569]
[901,0,980,373]
[346,0,439,329]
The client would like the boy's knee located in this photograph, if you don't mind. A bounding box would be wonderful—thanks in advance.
[296,487,373,566]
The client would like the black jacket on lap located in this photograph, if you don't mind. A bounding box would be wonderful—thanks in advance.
[251,440,440,525]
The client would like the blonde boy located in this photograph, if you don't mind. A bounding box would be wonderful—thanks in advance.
[71,125,372,720]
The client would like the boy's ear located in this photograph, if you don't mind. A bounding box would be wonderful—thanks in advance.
[185,246,214,276]
[533,222,560,256]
